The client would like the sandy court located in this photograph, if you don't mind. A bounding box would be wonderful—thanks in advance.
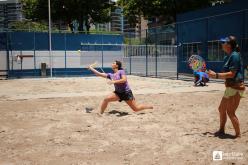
[0,76,247,165]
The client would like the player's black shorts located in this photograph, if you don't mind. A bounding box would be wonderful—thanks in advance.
[114,90,135,102]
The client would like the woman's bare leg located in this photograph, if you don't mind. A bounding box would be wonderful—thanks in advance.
[218,97,228,133]
[125,99,153,112]
[226,93,241,137]
[100,93,119,114]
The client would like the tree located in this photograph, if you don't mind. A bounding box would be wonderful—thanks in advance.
[21,0,115,32]
[21,0,38,20]
[117,0,218,26]
[117,0,142,27]
[9,21,52,31]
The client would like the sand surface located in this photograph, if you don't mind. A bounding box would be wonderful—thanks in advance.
[0,76,247,165]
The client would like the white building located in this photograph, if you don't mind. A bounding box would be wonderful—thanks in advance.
[0,0,22,30]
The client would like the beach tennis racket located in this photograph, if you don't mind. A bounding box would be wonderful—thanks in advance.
[88,61,111,84]
[188,54,207,72]
[88,61,97,68]
[88,61,105,73]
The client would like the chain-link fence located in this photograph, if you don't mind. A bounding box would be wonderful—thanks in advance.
[123,25,177,78]
[123,44,177,77]
[0,31,124,77]
[176,7,248,83]
[1,7,247,83]
[241,38,248,81]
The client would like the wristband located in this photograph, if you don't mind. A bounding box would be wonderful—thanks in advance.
[216,73,219,79]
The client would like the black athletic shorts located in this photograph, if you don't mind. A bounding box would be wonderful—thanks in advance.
[114,90,135,102]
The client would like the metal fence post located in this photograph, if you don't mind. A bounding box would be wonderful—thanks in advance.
[129,45,132,74]
[64,32,67,71]
[242,10,246,82]
[48,0,53,77]
[33,31,36,76]
[145,29,148,77]
[101,32,104,68]
[176,23,179,80]
[155,28,158,77]
[6,30,10,78]
[129,32,132,74]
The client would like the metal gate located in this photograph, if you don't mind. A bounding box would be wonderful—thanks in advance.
[123,45,177,78]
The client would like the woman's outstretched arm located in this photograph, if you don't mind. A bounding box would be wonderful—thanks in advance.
[88,66,108,78]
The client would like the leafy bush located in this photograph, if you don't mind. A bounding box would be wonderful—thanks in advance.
[9,21,59,32]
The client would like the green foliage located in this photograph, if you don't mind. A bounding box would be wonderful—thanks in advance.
[9,21,59,31]
[19,0,226,32]
[21,0,38,20]
[20,0,116,32]
[117,0,214,26]
[25,0,113,31]
[89,29,121,35]
[124,37,145,45]
[117,0,175,25]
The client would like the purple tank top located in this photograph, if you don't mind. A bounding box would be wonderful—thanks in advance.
[107,70,131,92]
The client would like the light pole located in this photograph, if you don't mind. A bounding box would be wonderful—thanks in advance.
[48,0,52,77]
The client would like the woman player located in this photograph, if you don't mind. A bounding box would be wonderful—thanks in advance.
[208,36,245,138]
[88,60,153,115]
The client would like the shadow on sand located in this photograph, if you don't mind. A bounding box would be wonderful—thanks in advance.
[202,131,237,139]
[108,110,130,117]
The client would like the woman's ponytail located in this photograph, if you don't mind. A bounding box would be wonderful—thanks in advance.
[228,36,240,52]
[235,44,240,52]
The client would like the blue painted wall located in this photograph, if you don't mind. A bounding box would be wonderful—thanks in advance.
[177,0,248,74]
[0,32,123,77]
[2,32,123,51]
[8,67,113,78]
[0,32,7,50]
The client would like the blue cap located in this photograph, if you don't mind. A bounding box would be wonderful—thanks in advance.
[220,37,230,44]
